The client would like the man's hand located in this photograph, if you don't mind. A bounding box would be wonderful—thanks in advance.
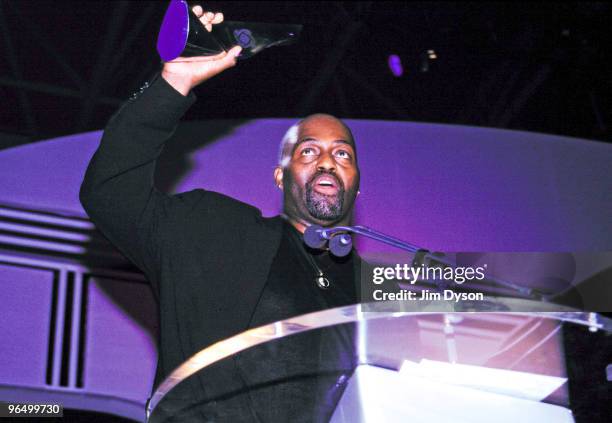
[161,5,242,96]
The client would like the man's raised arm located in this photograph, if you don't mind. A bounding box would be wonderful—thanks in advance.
[79,7,242,274]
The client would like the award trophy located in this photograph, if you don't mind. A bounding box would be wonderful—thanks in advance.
[157,0,302,61]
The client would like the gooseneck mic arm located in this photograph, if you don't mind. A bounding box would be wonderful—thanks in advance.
[304,224,540,299]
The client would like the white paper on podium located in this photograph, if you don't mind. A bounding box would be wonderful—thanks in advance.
[399,359,567,402]
[330,365,574,423]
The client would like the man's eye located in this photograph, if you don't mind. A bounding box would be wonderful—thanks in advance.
[301,148,316,156]
[335,150,351,159]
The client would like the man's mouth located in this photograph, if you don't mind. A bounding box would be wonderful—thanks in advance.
[311,174,341,195]
[305,172,345,220]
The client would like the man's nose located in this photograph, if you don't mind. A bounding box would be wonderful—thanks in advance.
[316,151,336,172]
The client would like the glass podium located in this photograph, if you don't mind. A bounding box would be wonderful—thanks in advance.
[147,299,612,422]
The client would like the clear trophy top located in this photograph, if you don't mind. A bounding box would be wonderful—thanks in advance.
[147,299,612,423]
[157,0,302,61]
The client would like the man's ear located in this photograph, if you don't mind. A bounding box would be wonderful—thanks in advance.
[273,166,284,190]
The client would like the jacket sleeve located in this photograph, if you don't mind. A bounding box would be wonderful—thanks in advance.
[79,75,199,281]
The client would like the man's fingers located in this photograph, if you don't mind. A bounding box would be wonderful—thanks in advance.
[217,46,242,70]
[227,46,242,58]
[167,51,228,63]
[192,5,203,17]
[200,11,223,32]
[192,6,224,32]
[211,13,224,24]
[166,46,240,74]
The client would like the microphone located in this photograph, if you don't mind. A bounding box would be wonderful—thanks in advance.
[329,233,353,257]
[303,224,327,249]
[303,225,353,257]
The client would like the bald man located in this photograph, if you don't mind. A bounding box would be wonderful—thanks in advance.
[80,7,362,422]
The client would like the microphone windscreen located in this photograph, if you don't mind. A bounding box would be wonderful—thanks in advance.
[330,233,353,257]
[304,224,327,249]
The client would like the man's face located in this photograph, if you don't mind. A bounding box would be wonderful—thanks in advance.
[275,115,360,227]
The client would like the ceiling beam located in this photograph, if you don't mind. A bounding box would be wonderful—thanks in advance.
[296,3,363,115]
[0,77,122,106]
[5,1,87,92]
[0,3,37,136]
[76,1,130,132]
[106,2,159,83]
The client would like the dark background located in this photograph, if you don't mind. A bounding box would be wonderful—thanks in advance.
[1,1,611,148]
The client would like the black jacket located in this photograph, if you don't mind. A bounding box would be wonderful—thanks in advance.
[80,75,286,394]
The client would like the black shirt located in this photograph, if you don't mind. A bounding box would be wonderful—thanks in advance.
[230,221,358,422]
[252,220,358,319]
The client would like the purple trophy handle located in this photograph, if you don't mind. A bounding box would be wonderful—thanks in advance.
[157,0,190,62]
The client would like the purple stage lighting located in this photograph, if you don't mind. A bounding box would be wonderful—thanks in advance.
[388,54,403,77]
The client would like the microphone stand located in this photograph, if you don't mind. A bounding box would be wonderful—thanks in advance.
[314,225,543,300]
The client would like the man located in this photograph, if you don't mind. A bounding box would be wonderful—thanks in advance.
[80,6,362,422]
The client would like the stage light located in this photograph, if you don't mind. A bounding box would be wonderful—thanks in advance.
[388,54,403,77]
[419,50,438,73]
